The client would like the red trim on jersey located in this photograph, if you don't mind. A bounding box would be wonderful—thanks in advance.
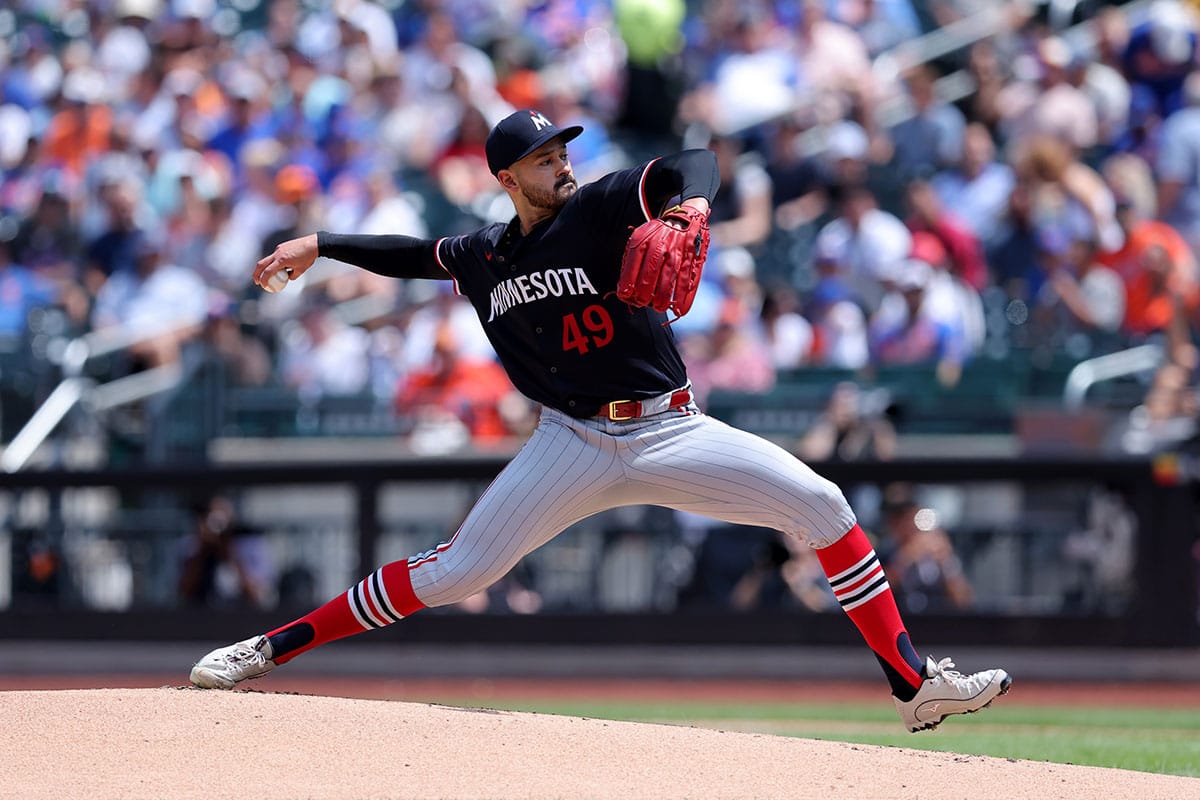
[637,159,659,221]
[433,237,461,295]
[408,536,457,569]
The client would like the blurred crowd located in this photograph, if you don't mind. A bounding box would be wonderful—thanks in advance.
[3,0,1200,454]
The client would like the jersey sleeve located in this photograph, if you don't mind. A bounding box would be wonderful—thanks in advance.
[572,150,720,235]
[434,234,475,295]
[572,164,659,235]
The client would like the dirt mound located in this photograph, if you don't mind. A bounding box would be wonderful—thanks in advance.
[3,688,1196,799]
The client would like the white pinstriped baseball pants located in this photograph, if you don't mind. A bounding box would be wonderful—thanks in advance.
[406,404,858,607]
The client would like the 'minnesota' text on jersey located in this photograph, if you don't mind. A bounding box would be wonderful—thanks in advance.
[436,160,692,417]
[315,149,719,418]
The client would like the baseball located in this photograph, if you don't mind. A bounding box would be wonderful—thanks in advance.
[262,269,290,293]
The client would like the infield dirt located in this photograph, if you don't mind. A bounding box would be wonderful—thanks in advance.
[3,687,1196,800]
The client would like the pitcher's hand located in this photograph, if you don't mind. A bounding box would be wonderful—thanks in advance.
[255,233,319,290]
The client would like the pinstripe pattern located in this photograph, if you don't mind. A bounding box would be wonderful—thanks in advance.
[620,412,855,545]
[406,405,857,608]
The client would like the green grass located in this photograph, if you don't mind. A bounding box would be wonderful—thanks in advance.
[438,699,1200,778]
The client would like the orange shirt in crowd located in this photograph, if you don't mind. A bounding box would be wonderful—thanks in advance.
[396,357,517,442]
[1100,220,1200,335]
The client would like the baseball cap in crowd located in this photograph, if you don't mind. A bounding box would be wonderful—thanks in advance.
[275,164,318,203]
[824,120,869,162]
[892,259,933,293]
[485,109,583,176]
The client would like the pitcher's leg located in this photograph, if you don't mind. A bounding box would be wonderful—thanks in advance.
[191,412,627,687]
[407,412,624,607]
[622,414,925,697]
[622,413,855,544]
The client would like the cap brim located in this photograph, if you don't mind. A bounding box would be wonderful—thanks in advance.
[510,125,584,169]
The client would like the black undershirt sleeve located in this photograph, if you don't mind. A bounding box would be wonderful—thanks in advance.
[641,149,720,216]
[316,231,450,280]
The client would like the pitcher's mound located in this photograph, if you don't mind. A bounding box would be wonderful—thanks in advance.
[3,688,1195,799]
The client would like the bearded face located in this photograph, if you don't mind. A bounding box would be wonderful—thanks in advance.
[517,172,577,210]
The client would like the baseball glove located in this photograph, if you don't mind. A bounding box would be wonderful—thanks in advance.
[617,204,710,320]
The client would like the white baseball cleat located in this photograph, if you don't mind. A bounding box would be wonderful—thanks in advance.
[189,635,276,689]
[895,656,1011,732]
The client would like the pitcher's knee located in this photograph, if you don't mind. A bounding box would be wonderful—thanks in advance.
[407,556,511,608]
[784,479,856,549]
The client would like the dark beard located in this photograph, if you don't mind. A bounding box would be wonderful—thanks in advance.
[521,177,577,210]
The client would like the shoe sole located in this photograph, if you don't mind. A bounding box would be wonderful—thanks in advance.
[908,673,1013,733]
[189,666,273,690]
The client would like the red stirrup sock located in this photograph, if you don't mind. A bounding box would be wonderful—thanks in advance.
[265,560,425,664]
[816,524,925,700]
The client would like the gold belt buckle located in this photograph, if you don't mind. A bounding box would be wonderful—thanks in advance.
[607,400,635,421]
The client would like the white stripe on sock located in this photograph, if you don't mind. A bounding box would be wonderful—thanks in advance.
[826,550,879,586]
[346,587,374,630]
[372,569,404,622]
[355,582,388,628]
[840,579,891,612]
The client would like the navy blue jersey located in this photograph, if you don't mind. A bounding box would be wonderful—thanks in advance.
[436,160,689,417]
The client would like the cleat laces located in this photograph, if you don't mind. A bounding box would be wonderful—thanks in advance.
[220,640,267,670]
[927,657,989,694]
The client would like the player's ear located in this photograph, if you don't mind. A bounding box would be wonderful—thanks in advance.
[497,169,518,191]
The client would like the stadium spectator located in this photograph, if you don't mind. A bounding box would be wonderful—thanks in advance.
[278,290,371,396]
[1069,29,1133,150]
[1033,227,1127,348]
[868,258,970,385]
[1010,133,1123,254]
[906,230,987,355]
[202,297,273,389]
[9,177,90,328]
[876,482,974,613]
[760,283,814,369]
[930,122,1016,250]
[0,225,59,340]
[178,494,274,610]
[678,1,798,135]
[84,177,152,295]
[805,266,870,369]
[831,0,923,59]
[997,34,1100,152]
[1155,71,1200,257]
[705,132,775,254]
[683,299,776,409]
[797,380,897,462]
[42,67,116,178]
[1099,155,1200,336]
[813,183,911,313]
[903,178,988,291]
[961,38,1009,137]
[89,229,209,369]
[1121,0,1198,120]
[1120,238,1197,338]
[395,321,527,449]
[5,0,1199,470]
[888,63,967,182]
[765,110,829,231]
[794,0,878,121]
[432,103,501,210]
[728,529,839,612]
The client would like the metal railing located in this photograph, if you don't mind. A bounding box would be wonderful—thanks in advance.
[1062,343,1164,411]
[1,319,203,472]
